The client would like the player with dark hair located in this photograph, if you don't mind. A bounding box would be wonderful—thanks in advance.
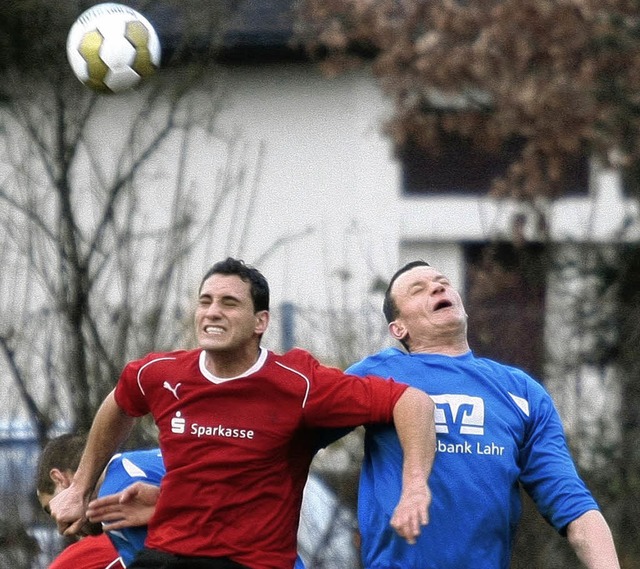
[36,433,124,569]
[345,260,620,568]
[49,257,436,569]
[37,433,164,567]
[37,433,101,534]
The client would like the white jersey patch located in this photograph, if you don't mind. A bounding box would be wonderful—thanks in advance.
[122,457,148,478]
[508,392,530,417]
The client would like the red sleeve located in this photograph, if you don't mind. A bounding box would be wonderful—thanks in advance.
[113,357,152,417]
[289,349,409,428]
[48,534,122,569]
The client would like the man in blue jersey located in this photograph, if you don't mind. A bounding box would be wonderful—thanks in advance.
[37,434,164,567]
[345,260,620,569]
[94,448,165,566]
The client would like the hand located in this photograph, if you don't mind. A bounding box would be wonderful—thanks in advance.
[87,482,160,530]
[390,482,431,545]
[49,484,90,537]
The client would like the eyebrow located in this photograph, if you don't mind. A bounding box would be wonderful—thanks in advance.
[406,273,448,289]
[410,274,444,285]
[199,292,242,302]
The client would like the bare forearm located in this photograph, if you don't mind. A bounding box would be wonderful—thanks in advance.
[393,387,436,483]
[74,389,135,497]
[50,389,136,535]
[389,387,436,543]
[567,510,620,569]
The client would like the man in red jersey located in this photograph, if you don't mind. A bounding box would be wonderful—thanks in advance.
[49,258,436,569]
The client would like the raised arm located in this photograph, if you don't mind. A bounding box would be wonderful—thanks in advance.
[567,510,620,569]
[389,386,436,544]
[49,389,136,536]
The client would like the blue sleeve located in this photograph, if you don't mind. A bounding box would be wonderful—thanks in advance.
[98,449,165,566]
[98,449,165,496]
[518,382,598,533]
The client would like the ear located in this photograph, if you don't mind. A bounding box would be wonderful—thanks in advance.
[255,310,270,335]
[49,468,73,490]
[389,320,407,342]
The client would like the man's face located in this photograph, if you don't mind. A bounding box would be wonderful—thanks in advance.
[195,273,268,354]
[38,469,101,536]
[37,468,71,516]
[37,489,55,517]
[390,265,467,347]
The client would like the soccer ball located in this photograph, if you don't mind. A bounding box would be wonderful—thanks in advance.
[66,3,161,93]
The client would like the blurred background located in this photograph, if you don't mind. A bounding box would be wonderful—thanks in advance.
[1,1,639,567]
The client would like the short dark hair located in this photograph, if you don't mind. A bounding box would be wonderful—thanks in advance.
[382,260,431,323]
[36,433,87,495]
[199,257,270,312]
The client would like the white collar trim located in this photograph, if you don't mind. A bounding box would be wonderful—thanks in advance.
[199,347,268,384]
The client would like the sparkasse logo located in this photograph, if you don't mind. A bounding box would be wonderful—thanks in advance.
[169,411,254,439]
[190,423,255,439]
[171,411,185,434]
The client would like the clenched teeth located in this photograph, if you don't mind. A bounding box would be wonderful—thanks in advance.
[204,326,224,334]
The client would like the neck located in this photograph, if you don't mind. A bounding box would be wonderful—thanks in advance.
[409,343,470,356]
[204,346,262,378]
[408,332,470,356]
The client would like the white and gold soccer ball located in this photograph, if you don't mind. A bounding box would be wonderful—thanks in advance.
[66,3,161,93]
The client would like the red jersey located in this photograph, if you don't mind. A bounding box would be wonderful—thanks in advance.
[49,533,123,569]
[114,347,408,569]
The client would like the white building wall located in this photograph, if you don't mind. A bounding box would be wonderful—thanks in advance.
[211,64,401,314]
[2,59,638,433]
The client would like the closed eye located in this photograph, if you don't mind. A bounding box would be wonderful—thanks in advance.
[409,284,426,296]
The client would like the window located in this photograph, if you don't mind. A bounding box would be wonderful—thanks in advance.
[399,134,589,196]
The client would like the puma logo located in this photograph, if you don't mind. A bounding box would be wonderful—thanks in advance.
[163,381,182,400]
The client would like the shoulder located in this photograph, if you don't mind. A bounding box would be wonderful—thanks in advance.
[132,348,196,364]
[111,448,164,471]
[474,355,543,386]
[123,349,199,375]
[346,347,405,376]
[473,355,555,416]
[140,349,196,365]
[272,347,321,370]
[101,448,164,494]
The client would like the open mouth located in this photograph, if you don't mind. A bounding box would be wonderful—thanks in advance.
[433,300,453,311]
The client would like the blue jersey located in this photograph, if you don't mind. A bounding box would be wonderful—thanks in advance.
[99,449,308,569]
[98,449,165,567]
[346,348,599,569]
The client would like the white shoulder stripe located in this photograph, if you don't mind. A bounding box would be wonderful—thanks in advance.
[136,357,177,395]
[275,361,310,408]
[122,457,148,478]
[105,557,125,569]
[508,392,530,417]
